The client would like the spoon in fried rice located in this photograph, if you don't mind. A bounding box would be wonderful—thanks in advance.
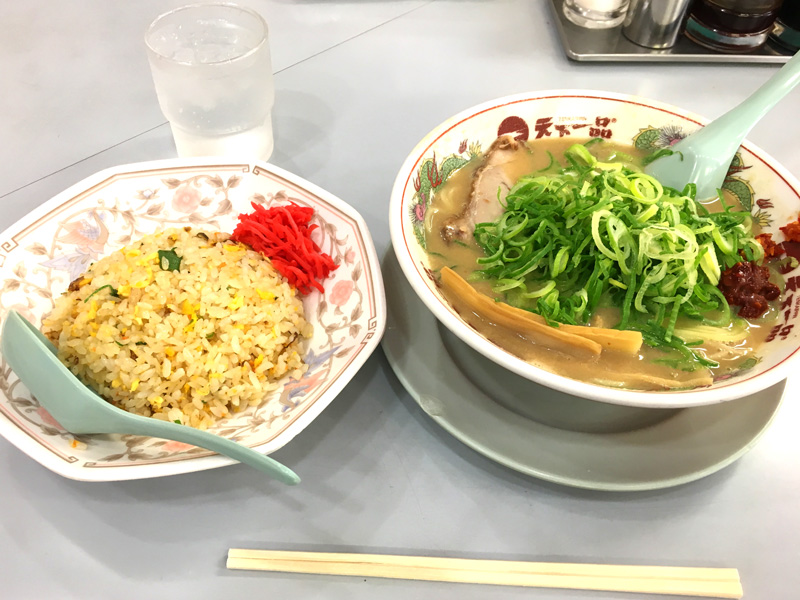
[0,310,300,485]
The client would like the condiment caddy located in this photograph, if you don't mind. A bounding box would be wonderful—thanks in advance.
[549,0,792,63]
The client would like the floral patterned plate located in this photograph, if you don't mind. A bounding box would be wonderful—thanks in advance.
[390,90,800,408]
[0,158,386,481]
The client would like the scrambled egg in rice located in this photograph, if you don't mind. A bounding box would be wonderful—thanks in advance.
[42,227,312,429]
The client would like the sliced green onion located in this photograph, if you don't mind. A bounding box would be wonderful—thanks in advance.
[158,248,183,271]
[520,280,556,298]
[84,284,120,303]
[492,278,526,293]
[565,143,597,167]
[551,247,569,277]
[469,143,764,369]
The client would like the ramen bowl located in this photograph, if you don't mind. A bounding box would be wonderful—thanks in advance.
[389,90,800,409]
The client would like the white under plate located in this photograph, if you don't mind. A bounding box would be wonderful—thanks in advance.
[381,249,785,492]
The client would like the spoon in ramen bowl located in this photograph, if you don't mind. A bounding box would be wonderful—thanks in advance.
[646,50,800,200]
[0,310,300,485]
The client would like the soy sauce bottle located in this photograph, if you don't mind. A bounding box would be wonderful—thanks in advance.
[685,0,784,53]
[771,0,800,51]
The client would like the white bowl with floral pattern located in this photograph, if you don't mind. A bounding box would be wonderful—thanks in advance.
[0,158,386,481]
[390,90,800,408]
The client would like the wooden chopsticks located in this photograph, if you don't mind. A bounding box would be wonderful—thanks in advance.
[226,549,743,598]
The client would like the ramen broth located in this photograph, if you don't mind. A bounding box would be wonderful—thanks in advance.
[424,138,774,390]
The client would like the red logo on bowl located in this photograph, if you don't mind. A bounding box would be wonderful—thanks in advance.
[497,116,529,141]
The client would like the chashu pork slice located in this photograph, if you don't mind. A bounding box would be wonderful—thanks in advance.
[442,135,528,243]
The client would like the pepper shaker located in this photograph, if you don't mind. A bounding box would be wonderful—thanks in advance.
[622,0,693,49]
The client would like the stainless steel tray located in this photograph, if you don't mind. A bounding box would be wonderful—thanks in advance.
[549,0,791,64]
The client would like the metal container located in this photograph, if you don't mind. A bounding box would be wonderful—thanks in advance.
[622,0,693,49]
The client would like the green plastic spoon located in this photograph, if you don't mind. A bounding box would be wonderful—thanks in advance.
[0,310,300,485]
[646,50,800,200]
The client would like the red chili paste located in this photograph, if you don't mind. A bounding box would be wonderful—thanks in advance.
[755,233,784,259]
[718,261,780,319]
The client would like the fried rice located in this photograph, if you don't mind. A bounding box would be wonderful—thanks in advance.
[42,227,311,430]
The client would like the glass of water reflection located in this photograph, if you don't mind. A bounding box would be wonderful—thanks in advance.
[145,3,275,160]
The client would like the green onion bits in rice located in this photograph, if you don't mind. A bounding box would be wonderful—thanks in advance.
[42,227,312,430]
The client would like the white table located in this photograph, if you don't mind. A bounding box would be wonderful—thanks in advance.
[2,1,799,598]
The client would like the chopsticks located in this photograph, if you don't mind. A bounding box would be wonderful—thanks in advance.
[226,549,743,598]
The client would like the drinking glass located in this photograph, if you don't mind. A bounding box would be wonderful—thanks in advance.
[145,3,275,160]
[563,0,630,29]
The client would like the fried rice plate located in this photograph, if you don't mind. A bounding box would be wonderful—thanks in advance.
[42,227,311,429]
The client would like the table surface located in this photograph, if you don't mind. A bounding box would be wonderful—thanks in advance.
[2,1,799,598]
